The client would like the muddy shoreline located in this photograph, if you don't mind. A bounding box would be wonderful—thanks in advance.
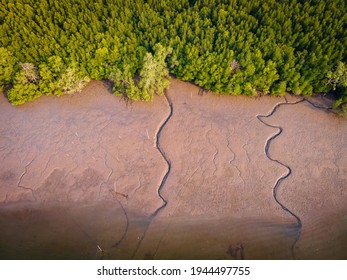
[1,79,346,259]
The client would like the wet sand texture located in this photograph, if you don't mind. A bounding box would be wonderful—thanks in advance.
[0,79,346,259]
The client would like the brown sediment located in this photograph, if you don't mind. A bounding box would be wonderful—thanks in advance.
[0,80,169,259]
[257,98,305,259]
[0,78,346,259]
[262,98,347,259]
[256,97,340,259]
[131,90,173,258]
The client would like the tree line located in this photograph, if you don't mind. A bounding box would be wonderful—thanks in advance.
[0,0,346,112]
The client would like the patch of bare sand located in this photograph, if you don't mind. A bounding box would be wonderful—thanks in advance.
[0,78,346,259]
[133,79,297,259]
[0,80,169,258]
[265,101,347,259]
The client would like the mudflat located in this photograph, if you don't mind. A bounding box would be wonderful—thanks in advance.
[0,79,346,259]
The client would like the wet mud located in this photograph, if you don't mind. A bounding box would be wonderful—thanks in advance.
[0,79,346,259]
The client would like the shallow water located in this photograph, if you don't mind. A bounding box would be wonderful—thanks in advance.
[1,202,345,260]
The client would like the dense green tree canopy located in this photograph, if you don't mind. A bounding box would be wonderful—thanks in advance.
[0,0,346,108]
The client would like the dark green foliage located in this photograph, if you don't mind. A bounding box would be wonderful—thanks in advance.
[271,81,287,96]
[328,62,347,114]
[0,0,346,105]
[0,47,16,90]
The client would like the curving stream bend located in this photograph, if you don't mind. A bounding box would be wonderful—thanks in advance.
[257,97,335,259]
[131,91,173,258]
[257,99,304,259]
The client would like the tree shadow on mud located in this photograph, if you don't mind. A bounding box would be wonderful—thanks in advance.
[2,85,12,104]
[101,79,134,108]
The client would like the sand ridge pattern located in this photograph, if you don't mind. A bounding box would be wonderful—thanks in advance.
[0,79,346,259]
